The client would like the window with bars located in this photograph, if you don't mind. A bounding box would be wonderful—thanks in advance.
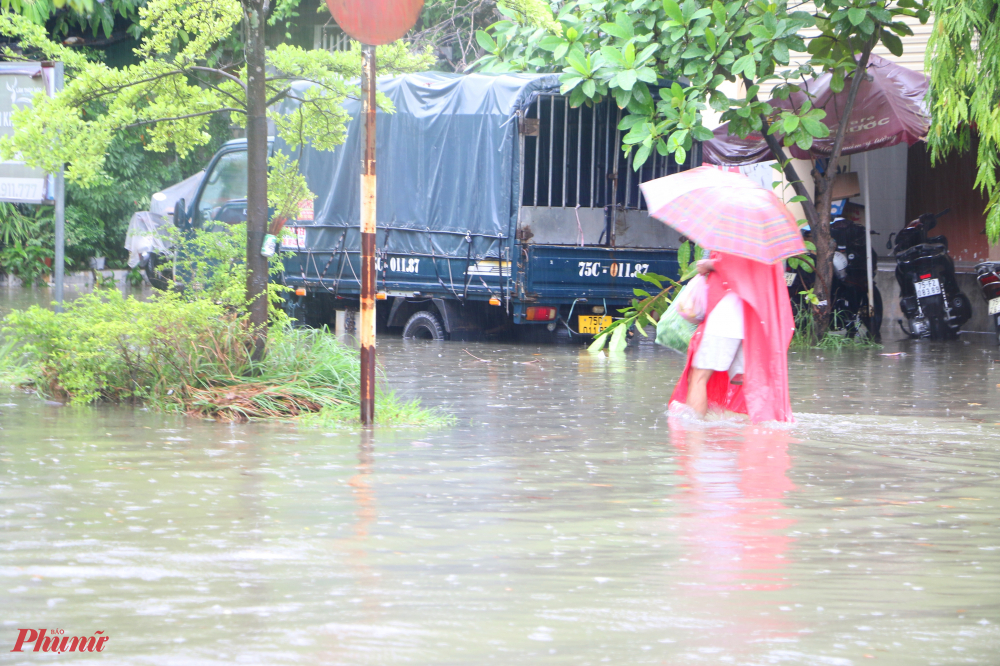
[520,95,698,211]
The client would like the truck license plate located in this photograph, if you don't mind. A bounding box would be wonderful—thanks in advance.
[990,297,1000,315]
[784,272,796,287]
[578,315,612,335]
[914,278,941,298]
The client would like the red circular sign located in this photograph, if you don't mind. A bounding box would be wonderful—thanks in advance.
[325,0,424,45]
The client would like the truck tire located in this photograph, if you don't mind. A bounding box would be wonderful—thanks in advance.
[142,253,173,291]
[402,310,445,340]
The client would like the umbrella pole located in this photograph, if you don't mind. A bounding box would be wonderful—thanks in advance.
[863,152,875,322]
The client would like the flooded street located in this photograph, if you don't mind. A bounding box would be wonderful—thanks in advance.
[2,290,999,664]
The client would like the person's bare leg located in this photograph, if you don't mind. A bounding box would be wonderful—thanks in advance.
[687,368,714,418]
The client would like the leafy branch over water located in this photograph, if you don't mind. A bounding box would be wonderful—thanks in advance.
[588,270,681,353]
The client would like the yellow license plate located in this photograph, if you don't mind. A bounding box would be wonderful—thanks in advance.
[578,315,612,335]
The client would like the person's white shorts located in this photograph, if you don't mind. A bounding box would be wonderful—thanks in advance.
[692,334,744,378]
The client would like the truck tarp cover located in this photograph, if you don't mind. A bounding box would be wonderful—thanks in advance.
[276,72,559,260]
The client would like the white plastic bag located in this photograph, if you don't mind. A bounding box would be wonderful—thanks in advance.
[674,274,707,324]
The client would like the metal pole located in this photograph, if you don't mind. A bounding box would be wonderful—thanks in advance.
[53,167,64,311]
[52,62,65,312]
[360,44,377,426]
[863,152,875,320]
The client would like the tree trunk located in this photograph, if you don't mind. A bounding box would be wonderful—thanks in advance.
[244,2,270,358]
[809,43,877,342]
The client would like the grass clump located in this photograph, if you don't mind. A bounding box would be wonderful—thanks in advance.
[790,306,882,351]
[0,290,445,426]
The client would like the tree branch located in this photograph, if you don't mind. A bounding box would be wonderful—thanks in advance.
[123,108,244,129]
[816,38,876,212]
[760,115,819,227]
[189,65,247,91]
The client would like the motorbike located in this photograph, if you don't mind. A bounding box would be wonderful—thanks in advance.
[888,209,971,339]
[785,217,883,340]
[973,261,1000,344]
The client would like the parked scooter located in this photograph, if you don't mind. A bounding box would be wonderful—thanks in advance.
[973,261,1000,344]
[785,218,882,340]
[889,209,971,339]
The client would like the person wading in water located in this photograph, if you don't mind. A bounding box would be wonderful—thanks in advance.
[670,250,795,423]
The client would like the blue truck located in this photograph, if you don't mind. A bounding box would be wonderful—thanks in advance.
[166,73,696,340]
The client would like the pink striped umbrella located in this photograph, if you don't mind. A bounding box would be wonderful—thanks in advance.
[639,166,806,264]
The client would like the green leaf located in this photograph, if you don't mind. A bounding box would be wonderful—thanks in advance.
[475,30,497,53]
[634,142,652,169]
[830,69,845,93]
[709,89,729,112]
[566,52,590,75]
[795,135,813,151]
[880,29,903,57]
[800,116,830,138]
[692,125,715,141]
[773,41,789,63]
[609,324,628,352]
[662,0,684,25]
[705,28,717,53]
[582,79,596,97]
[783,115,800,133]
[614,86,633,108]
[847,7,867,25]
[588,331,610,351]
[788,195,807,203]
[600,45,628,68]
[616,68,638,91]
[601,22,631,40]
[674,144,687,165]
[623,42,636,67]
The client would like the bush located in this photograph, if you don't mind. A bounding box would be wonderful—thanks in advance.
[1,289,450,425]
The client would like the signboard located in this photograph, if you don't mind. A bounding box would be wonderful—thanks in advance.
[0,62,56,204]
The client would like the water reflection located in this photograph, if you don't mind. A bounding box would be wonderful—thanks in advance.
[670,419,794,593]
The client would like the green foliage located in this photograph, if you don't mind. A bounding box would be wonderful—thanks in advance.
[476,0,926,172]
[790,296,881,349]
[588,270,679,352]
[0,239,52,286]
[926,0,1000,243]
[155,221,292,322]
[1,290,448,424]
[676,240,703,277]
[267,150,313,233]
[0,0,143,40]
[0,8,432,185]
[0,115,229,271]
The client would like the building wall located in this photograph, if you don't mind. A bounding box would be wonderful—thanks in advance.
[851,143,909,243]
[905,140,996,266]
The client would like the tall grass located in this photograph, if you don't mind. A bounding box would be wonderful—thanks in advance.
[790,306,882,350]
[1,290,448,426]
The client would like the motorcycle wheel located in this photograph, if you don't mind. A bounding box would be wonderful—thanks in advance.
[860,287,883,342]
[928,316,949,340]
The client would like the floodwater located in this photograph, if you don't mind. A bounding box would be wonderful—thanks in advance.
[2,288,999,665]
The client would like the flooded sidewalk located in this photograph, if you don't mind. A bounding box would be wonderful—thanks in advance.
[1,292,999,663]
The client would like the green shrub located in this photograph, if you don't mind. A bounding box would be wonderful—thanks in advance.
[1,289,448,425]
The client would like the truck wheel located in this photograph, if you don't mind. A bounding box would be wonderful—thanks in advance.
[402,310,445,340]
[142,253,173,291]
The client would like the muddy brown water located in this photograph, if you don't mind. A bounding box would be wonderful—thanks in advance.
[1,287,999,664]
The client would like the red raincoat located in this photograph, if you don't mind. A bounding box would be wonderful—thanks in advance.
[670,251,795,423]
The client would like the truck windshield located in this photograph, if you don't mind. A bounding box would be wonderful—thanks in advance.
[197,151,248,225]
